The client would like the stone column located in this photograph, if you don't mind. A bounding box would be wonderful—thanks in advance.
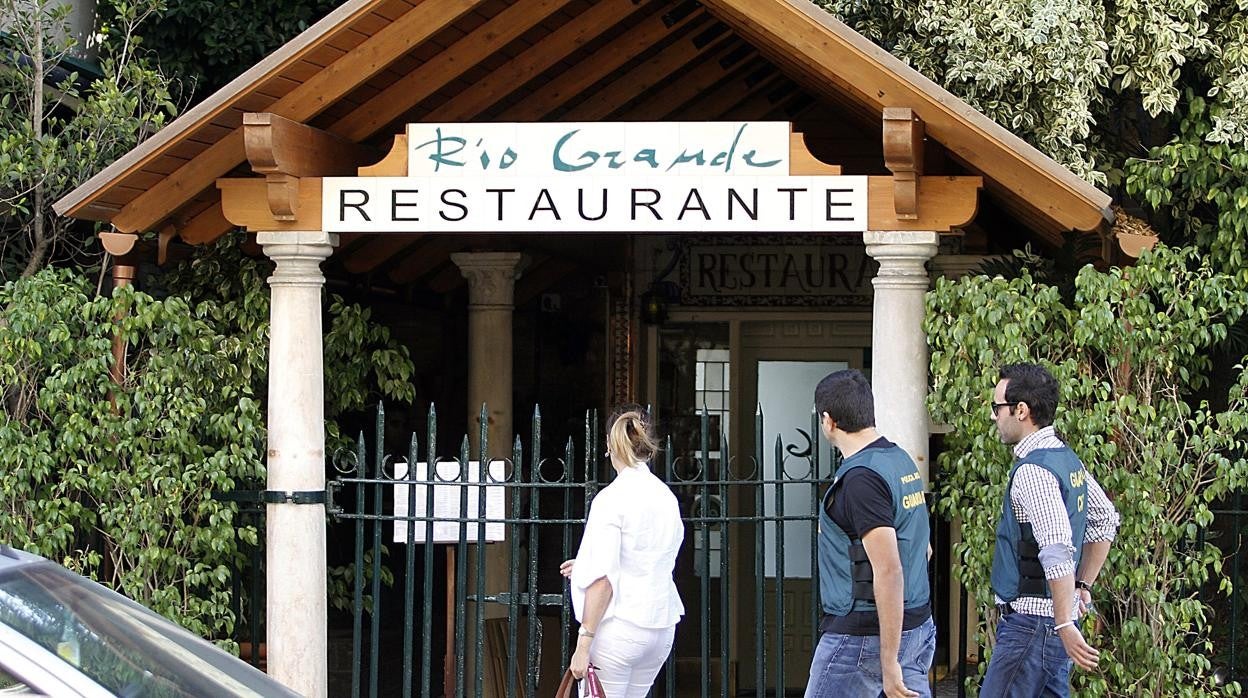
[451,251,523,698]
[452,252,524,457]
[259,230,337,698]
[864,231,940,484]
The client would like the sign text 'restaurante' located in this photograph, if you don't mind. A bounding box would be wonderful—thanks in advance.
[321,122,868,233]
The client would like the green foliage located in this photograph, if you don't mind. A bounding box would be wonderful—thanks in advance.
[117,0,339,101]
[814,0,1111,182]
[1127,92,1248,279]
[814,0,1248,188]
[927,245,1248,696]
[0,0,176,279]
[0,267,263,639]
[0,237,415,640]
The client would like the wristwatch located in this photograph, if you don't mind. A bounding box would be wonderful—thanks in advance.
[578,627,595,638]
[1075,580,1092,591]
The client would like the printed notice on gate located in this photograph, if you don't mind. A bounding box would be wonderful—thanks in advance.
[392,461,506,544]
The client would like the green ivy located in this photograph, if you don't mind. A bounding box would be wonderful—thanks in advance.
[0,237,415,641]
[0,0,176,280]
[928,245,1248,697]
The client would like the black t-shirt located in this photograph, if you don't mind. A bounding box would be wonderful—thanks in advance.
[821,437,931,635]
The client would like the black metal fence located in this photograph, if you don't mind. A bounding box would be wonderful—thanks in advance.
[327,402,848,698]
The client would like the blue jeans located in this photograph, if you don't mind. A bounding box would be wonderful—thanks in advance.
[803,616,936,698]
[980,612,1073,697]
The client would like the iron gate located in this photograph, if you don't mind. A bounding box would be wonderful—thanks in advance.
[326,402,842,698]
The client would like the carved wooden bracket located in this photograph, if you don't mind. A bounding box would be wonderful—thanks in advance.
[158,224,177,265]
[243,112,377,221]
[883,107,925,220]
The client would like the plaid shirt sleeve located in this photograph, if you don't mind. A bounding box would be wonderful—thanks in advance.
[1083,472,1120,543]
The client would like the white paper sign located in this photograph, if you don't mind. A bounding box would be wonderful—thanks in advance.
[392,460,507,544]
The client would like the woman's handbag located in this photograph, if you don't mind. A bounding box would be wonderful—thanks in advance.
[554,664,606,698]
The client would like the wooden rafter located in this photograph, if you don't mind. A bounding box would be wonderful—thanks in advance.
[332,0,580,142]
[95,0,483,235]
[683,67,785,120]
[425,0,651,122]
[562,19,735,120]
[620,42,756,119]
[498,2,706,121]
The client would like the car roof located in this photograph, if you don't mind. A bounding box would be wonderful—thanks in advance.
[0,546,43,571]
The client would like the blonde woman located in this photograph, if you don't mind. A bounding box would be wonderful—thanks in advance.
[559,406,685,698]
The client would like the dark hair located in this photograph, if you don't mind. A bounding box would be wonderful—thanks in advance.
[814,369,875,433]
[607,404,659,465]
[999,363,1059,427]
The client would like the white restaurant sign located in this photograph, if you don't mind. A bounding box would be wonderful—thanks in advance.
[321,122,868,233]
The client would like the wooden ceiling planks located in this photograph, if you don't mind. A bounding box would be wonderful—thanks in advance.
[619,42,757,119]
[497,2,709,122]
[331,0,581,142]
[561,19,734,121]
[673,62,783,120]
[424,0,654,122]
[60,0,486,229]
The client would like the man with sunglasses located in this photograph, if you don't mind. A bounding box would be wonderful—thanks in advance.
[981,363,1119,697]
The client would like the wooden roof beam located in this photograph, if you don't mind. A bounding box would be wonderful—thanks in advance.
[90,0,484,234]
[677,64,783,119]
[562,18,736,120]
[244,112,378,220]
[333,0,582,142]
[620,42,758,119]
[497,1,708,121]
[426,0,654,122]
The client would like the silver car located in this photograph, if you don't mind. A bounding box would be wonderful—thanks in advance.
[0,546,299,697]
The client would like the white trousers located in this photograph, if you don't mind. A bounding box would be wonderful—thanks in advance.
[582,617,676,698]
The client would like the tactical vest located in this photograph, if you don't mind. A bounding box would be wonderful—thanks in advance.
[817,444,930,617]
[990,447,1088,602]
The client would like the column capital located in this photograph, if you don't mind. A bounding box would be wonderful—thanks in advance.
[451,252,524,308]
[864,230,940,291]
[258,231,338,288]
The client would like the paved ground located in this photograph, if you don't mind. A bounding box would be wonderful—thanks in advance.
[934,676,965,697]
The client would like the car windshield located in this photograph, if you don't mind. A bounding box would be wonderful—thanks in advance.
[0,561,295,697]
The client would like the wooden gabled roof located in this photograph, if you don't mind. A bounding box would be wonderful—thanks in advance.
[54,0,1112,247]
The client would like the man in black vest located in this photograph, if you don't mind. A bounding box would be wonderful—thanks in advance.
[981,363,1120,697]
[804,369,934,698]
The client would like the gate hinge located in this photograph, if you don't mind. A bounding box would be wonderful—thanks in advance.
[261,489,327,505]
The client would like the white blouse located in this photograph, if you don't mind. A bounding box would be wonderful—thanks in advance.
[569,463,685,629]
